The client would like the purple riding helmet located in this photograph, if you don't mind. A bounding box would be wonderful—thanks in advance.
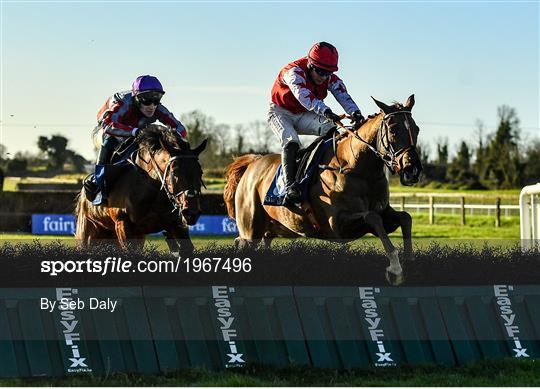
[131,75,165,96]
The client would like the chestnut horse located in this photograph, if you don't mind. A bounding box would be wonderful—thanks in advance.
[224,95,422,284]
[75,125,207,254]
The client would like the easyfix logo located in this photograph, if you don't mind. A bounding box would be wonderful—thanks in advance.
[212,286,245,367]
[359,287,396,366]
[55,288,92,373]
[494,285,529,358]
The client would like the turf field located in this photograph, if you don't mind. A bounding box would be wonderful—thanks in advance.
[0,359,537,386]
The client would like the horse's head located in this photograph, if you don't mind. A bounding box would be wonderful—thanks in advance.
[371,95,423,186]
[138,125,207,225]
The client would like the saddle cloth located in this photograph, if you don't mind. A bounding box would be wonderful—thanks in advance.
[263,137,333,206]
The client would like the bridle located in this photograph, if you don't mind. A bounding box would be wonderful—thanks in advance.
[320,110,417,175]
[375,110,417,173]
[147,153,203,213]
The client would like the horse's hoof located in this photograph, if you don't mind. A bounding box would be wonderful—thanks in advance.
[385,269,404,286]
[170,251,180,257]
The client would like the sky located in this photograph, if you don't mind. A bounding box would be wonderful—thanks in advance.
[1,0,539,161]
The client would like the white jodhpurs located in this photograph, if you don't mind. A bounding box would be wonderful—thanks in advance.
[267,102,335,148]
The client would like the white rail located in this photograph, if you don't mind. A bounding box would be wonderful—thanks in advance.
[520,183,540,250]
[390,203,519,211]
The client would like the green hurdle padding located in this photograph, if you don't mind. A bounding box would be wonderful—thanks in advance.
[0,284,539,376]
[74,287,158,375]
[0,287,157,377]
[0,288,62,377]
[294,286,456,368]
[143,286,310,370]
[437,285,540,364]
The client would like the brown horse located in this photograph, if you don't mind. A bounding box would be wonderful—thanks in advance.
[224,95,422,284]
[76,124,207,254]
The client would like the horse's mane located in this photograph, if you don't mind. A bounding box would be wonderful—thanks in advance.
[136,124,189,153]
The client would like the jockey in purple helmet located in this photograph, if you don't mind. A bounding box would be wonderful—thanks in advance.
[84,75,187,204]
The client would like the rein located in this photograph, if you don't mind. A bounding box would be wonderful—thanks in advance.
[319,110,416,175]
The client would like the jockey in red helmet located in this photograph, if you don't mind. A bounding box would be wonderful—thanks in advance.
[84,75,187,204]
[269,42,364,205]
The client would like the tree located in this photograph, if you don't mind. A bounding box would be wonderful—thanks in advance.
[473,120,488,180]
[416,140,431,165]
[213,123,232,156]
[180,110,225,169]
[181,110,215,147]
[246,120,275,153]
[446,141,481,187]
[523,139,540,185]
[435,137,448,166]
[484,105,523,188]
[66,150,88,173]
[453,141,471,172]
[6,152,28,174]
[0,143,7,161]
[0,144,5,191]
[232,124,246,155]
[37,135,69,170]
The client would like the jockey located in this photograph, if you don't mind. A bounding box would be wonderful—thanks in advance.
[268,42,364,205]
[84,75,187,203]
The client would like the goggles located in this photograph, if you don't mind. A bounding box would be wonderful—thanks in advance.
[137,92,163,106]
[310,65,333,78]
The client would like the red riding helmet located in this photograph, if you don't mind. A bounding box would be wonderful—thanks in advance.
[307,42,339,72]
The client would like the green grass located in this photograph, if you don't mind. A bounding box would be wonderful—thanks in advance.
[1,359,538,386]
[399,213,519,239]
[2,177,19,191]
[0,233,234,252]
[2,173,523,198]
[2,176,84,191]
[389,185,520,198]
[0,213,520,252]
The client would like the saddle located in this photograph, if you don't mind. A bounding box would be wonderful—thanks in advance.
[263,129,336,207]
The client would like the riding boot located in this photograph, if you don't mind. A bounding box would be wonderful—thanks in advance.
[323,126,338,140]
[85,137,118,203]
[282,142,302,205]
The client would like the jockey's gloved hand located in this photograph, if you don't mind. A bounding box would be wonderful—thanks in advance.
[131,127,140,137]
[351,110,365,124]
[324,108,341,124]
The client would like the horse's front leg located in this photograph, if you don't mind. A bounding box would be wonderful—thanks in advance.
[164,223,194,257]
[113,211,137,250]
[381,207,414,261]
[341,211,404,285]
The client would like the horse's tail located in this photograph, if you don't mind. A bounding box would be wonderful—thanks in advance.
[223,154,263,219]
[74,190,89,246]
